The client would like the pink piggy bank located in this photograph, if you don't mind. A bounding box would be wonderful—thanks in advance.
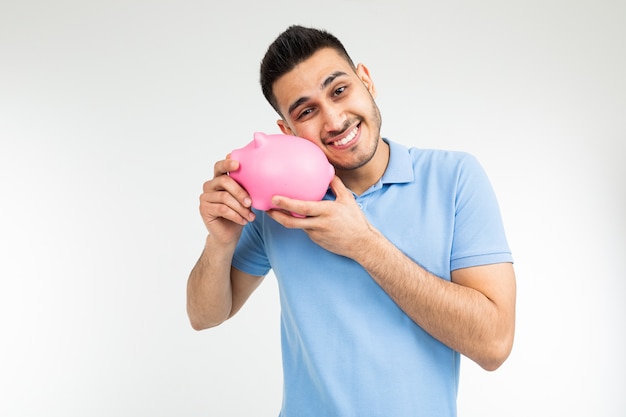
[229,132,335,212]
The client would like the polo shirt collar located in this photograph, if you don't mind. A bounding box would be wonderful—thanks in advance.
[380,138,414,185]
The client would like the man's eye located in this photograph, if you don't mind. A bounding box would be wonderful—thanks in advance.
[297,108,313,120]
[334,86,346,96]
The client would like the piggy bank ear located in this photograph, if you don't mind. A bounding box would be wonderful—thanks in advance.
[277,118,295,136]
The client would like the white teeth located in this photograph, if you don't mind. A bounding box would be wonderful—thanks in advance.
[333,127,358,146]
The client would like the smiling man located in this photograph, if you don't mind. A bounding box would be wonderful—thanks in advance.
[187,25,516,417]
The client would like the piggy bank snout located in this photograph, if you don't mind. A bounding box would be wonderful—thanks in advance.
[229,133,334,211]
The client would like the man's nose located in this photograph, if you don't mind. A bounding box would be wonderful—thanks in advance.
[322,104,347,133]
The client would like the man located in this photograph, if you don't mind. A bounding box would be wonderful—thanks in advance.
[187,25,516,417]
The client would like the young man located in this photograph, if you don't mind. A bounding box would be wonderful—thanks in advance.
[187,25,516,417]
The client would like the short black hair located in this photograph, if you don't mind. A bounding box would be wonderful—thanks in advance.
[260,25,355,114]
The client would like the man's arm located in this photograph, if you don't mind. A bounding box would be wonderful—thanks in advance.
[187,236,264,330]
[186,158,262,330]
[354,229,516,371]
[268,176,516,370]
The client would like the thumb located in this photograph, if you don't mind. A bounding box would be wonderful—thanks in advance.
[328,176,353,201]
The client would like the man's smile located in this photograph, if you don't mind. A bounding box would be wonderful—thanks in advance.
[328,124,359,148]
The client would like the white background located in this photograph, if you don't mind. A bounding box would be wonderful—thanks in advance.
[1,1,624,416]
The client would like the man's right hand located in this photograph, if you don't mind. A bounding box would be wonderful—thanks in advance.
[199,157,256,245]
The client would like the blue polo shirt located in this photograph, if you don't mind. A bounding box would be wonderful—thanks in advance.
[232,139,513,417]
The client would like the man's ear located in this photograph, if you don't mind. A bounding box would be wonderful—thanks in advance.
[356,63,377,99]
[277,119,294,136]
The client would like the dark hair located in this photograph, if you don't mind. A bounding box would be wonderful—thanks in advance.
[260,25,355,114]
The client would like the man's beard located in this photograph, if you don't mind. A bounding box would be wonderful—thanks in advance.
[332,100,383,172]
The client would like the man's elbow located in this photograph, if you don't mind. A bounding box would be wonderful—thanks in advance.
[187,306,229,331]
[188,318,211,331]
[188,315,227,331]
[477,335,514,371]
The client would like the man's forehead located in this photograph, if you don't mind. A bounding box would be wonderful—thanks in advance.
[284,71,348,115]
[274,49,353,111]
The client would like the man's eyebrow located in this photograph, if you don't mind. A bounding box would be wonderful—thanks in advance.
[287,71,349,116]
[288,96,310,116]
[321,71,348,89]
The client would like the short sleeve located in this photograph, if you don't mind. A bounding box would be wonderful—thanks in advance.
[231,210,272,277]
[450,154,513,270]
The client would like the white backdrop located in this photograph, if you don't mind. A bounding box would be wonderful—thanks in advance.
[1,1,624,416]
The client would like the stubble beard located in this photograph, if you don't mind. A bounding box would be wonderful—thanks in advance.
[333,99,383,172]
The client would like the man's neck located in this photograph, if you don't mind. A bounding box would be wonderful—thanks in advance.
[336,139,390,196]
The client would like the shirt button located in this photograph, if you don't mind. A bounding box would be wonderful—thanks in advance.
[357,203,364,209]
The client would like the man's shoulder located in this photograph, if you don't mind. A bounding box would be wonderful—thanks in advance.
[386,138,475,162]
[406,146,478,173]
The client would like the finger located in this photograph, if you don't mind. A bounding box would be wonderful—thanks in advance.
[328,176,353,200]
[213,158,240,178]
[270,195,309,216]
[266,207,310,228]
[203,174,251,207]
[201,173,254,217]
[200,188,255,225]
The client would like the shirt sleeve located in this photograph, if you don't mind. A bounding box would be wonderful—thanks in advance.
[450,154,513,271]
[231,210,272,277]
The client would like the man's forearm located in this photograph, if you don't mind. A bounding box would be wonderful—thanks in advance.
[186,235,237,330]
[353,228,515,370]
